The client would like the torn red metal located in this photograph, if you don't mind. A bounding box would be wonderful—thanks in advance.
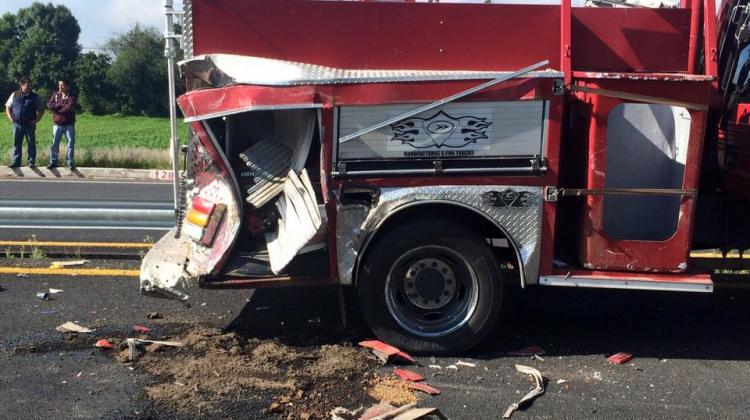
[132,325,152,334]
[94,339,113,350]
[607,352,634,365]
[393,368,425,382]
[407,382,441,396]
[358,340,415,364]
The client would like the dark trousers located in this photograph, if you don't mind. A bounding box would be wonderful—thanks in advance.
[11,122,36,166]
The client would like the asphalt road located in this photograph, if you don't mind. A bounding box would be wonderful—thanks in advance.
[1,258,749,419]
[0,178,173,243]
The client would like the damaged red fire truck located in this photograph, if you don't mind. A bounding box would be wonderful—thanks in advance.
[142,0,750,353]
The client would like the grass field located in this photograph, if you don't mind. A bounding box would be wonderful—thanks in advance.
[0,114,188,169]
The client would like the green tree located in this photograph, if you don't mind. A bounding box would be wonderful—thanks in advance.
[75,52,115,115]
[0,13,20,95]
[106,24,168,116]
[6,2,80,96]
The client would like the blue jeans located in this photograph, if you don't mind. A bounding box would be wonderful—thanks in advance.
[50,124,75,165]
[11,122,36,166]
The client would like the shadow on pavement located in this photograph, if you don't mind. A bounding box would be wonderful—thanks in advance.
[225,285,750,361]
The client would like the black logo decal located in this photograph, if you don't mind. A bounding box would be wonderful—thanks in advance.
[390,110,491,149]
[482,189,537,208]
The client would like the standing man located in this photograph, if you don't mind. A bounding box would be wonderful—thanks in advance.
[47,79,77,169]
[5,76,45,168]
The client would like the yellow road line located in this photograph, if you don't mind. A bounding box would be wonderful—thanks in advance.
[0,241,153,249]
[0,267,140,277]
[691,251,748,259]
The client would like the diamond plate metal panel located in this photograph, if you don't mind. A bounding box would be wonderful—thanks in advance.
[182,54,562,87]
[182,0,194,59]
[336,185,543,286]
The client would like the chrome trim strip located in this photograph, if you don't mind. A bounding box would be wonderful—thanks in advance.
[539,275,713,293]
[183,104,323,123]
[332,166,546,177]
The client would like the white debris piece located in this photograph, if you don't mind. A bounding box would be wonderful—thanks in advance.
[503,365,546,418]
[56,322,93,333]
[456,361,476,368]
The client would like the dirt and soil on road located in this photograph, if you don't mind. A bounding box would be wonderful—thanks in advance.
[119,326,399,419]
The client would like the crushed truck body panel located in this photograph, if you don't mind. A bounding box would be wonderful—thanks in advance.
[140,227,193,301]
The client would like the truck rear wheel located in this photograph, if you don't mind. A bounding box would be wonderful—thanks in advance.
[358,218,504,354]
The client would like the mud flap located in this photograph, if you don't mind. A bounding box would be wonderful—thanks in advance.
[265,169,323,273]
[140,227,194,301]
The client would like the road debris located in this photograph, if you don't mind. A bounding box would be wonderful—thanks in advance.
[556,379,568,385]
[533,354,545,362]
[49,288,64,294]
[49,259,88,269]
[369,376,417,405]
[95,339,114,350]
[607,352,634,365]
[359,340,415,364]
[503,365,546,418]
[16,273,28,278]
[428,364,442,369]
[507,345,545,357]
[446,365,458,370]
[456,360,476,368]
[125,338,183,361]
[146,311,163,320]
[333,402,438,420]
[393,368,424,382]
[55,321,93,333]
[133,325,152,334]
[36,291,49,300]
[121,328,374,417]
[407,382,441,396]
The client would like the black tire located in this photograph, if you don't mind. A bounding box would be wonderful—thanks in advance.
[358,218,504,354]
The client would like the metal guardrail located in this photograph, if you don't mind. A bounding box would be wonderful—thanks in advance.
[0,200,175,230]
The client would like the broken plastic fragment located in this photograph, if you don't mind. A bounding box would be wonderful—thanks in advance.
[428,364,442,369]
[408,382,441,395]
[49,288,64,294]
[503,365,546,418]
[358,340,415,364]
[393,368,425,382]
[56,321,93,333]
[36,291,49,300]
[446,365,458,370]
[456,360,476,368]
[94,339,114,350]
[607,352,634,365]
[132,325,152,334]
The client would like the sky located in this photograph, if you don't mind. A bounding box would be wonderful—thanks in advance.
[0,0,722,52]
[0,0,184,52]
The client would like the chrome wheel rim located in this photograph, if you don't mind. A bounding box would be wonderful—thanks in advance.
[384,245,479,338]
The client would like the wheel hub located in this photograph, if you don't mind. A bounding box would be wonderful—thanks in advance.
[403,258,456,309]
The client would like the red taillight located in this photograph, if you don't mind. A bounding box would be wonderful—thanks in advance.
[184,196,226,246]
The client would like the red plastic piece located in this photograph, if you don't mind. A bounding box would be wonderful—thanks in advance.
[358,340,415,363]
[191,196,216,215]
[393,368,424,382]
[507,345,545,357]
[94,339,113,350]
[133,325,152,334]
[607,352,634,365]
[408,382,441,395]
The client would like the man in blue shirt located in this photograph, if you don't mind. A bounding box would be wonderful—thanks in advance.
[5,77,45,168]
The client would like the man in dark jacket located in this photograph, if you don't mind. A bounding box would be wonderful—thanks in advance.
[5,77,45,168]
[47,79,77,169]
